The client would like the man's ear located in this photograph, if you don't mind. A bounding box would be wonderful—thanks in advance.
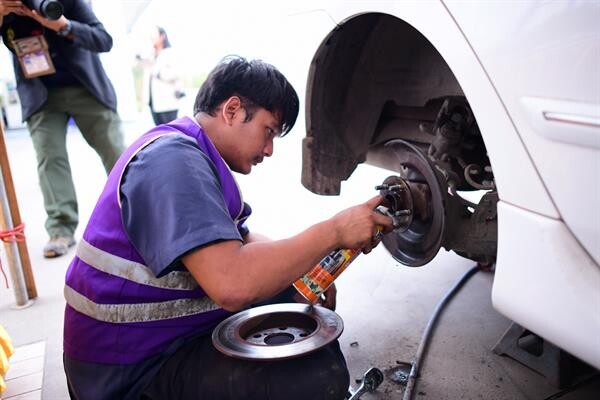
[221,96,242,126]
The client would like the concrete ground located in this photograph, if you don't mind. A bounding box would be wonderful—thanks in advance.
[1,115,598,399]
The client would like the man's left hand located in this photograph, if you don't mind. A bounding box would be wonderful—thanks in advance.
[319,284,337,311]
[293,283,337,311]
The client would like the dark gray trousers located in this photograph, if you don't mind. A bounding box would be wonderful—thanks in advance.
[141,335,349,400]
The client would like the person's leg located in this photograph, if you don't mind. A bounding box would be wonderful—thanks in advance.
[27,99,78,250]
[141,334,349,400]
[64,352,167,400]
[150,110,161,126]
[68,87,125,174]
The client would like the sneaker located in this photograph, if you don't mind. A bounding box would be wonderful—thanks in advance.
[43,236,76,258]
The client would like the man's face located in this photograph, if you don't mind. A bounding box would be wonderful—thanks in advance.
[225,107,281,174]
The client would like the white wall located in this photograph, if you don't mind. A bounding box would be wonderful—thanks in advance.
[91,0,139,121]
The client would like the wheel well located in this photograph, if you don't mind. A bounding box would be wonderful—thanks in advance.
[303,12,498,265]
[303,12,465,194]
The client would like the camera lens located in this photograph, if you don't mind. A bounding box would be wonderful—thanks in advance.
[41,0,63,20]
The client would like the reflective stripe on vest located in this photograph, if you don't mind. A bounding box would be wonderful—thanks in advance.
[64,285,221,323]
[77,238,198,290]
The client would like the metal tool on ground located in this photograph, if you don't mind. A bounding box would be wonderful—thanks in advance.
[211,303,344,360]
[346,367,385,400]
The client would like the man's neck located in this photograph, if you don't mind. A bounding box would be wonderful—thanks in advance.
[195,113,220,150]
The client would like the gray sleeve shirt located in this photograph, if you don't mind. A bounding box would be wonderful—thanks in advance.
[120,134,249,277]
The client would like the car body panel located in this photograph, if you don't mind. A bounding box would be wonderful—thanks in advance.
[303,0,558,218]
[494,201,600,369]
[299,0,599,369]
[444,0,600,269]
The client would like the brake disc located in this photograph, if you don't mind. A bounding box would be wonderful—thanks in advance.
[212,303,344,360]
[380,139,447,267]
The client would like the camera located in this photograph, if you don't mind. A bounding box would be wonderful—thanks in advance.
[23,0,63,20]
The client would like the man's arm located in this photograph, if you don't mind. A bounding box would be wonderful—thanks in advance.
[20,0,113,52]
[183,196,393,312]
[243,231,271,244]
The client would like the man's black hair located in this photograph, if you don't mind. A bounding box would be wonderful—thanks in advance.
[193,56,299,136]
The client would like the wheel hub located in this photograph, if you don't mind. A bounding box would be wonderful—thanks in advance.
[378,140,447,267]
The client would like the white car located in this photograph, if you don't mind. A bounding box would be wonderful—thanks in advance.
[299,1,599,370]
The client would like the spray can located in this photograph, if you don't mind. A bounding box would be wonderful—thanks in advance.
[293,229,383,303]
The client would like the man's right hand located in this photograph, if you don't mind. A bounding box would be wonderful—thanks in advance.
[0,0,25,17]
[329,195,394,254]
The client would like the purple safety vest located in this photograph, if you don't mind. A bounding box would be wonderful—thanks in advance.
[63,117,251,364]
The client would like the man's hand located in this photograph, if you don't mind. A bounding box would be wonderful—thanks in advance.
[320,284,337,310]
[0,0,26,17]
[292,284,337,311]
[19,5,68,33]
[329,195,394,254]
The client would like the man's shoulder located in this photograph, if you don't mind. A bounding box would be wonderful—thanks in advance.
[133,132,216,174]
[142,132,203,156]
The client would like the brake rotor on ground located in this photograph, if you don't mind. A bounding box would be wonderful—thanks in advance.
[380,139,447,267]
[212,303,344,360]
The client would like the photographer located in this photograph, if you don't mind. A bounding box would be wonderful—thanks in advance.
[0,0,125,258]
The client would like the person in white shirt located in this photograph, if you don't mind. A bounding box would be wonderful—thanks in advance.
[148,26,184,125]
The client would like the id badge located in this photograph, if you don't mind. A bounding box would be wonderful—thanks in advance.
[12,35,55,79]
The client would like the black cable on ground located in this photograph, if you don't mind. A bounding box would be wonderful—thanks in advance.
[402,264,481,400]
